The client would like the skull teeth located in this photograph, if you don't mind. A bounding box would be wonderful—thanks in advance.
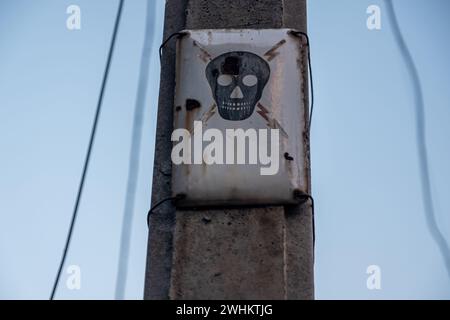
[221,101,251,108]
[219,104,252,111]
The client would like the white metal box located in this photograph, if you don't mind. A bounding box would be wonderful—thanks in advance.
[171,29,309,207]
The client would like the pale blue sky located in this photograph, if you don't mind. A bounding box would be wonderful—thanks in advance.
[0,0,449,299]
[0,0,164,299]
[311,0,450,299]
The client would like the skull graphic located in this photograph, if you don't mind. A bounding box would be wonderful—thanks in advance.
[206,51,270,121]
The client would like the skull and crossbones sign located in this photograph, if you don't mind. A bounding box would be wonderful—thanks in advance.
[191,40,287,137]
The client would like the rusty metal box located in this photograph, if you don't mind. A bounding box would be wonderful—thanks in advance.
[171,29,309,207]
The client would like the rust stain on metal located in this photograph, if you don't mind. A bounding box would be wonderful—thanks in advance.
[202,104,217,124]
[283,150,295,185]
[175,46,182,95]
[184,103,200,135]
[256,103,288,138]
[298,42,311,192]
[264,39,286,61]
[207,30,213,44]
[186,104,216,135]
[193,40,212,63]
[184,108,193,134]
[186,99,201,111]
[197,104,216,126]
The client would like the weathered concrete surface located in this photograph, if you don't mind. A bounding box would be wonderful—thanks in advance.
[282,0,314,299]
[145,0,313,300]
[185,0,283,29]
[144,0,188,300]
[170,207,286,300]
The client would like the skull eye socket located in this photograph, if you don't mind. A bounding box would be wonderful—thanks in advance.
[242,75,258,87]
[217,74,233,86]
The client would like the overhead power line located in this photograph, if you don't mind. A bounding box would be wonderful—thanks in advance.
[384,0,450,279]
[50,0,125,300]
[115,0,156,300]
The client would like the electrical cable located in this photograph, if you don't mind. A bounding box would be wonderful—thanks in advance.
[50,0,124,300]
[115,0,156,300]
[384,0,450,278]
[159,31,188,61]
[147,194,186,228]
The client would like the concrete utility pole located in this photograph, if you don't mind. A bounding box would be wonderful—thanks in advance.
[145,0,313,300]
